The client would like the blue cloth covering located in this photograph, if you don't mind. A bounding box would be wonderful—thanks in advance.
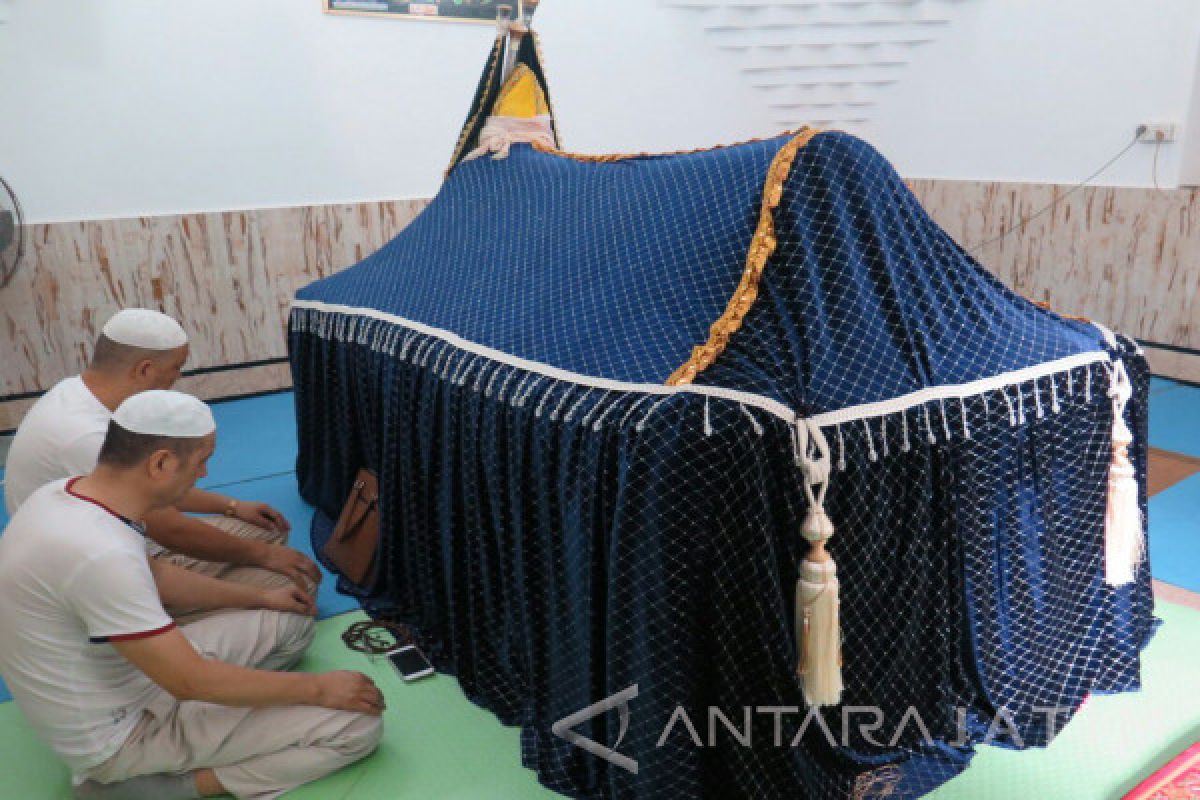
[290,131,1155,799]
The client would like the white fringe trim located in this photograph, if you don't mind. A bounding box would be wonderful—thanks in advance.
[290,300,1119,438]
[292,299,798,421]
[805,350,1111,428]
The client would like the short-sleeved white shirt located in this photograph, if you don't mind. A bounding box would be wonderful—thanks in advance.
[4,376,112,515]
[0,479,175,774]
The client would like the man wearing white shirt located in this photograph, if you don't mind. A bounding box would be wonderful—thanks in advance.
[0,391,383,800]
[4,309,321,614]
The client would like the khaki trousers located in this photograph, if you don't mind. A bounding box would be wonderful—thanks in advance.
[161,516,295,625]
[84,609,382,800]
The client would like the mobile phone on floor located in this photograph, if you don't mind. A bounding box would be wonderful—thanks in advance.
[386,644,434,682]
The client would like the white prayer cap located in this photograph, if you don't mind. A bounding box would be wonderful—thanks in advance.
[101,308,189,350]
[113,390,216,438]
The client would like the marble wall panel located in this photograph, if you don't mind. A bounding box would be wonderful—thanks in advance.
[909,179,1199,356]
[0,199,429,429]
[1,178,1197,433]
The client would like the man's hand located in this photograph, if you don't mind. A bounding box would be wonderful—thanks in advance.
[259,585,317,617]
[235,501,291,534]
[314,671,386,716]
[116,629,372,712]
[260,544,322,589]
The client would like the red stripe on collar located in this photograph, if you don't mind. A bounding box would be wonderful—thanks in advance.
[64,477,142,531]
[90,622,177,644]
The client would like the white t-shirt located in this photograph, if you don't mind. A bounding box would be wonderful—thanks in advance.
[0,479,175,774]
[4,376,112,515]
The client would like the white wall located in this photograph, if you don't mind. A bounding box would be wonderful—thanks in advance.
[664,0,1200,188]
[1,1,1198,224]
[0,0,771,223]
[1182,40,1200,186]
[864,0,1200,187]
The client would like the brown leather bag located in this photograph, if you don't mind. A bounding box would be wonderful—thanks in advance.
[322,468,380,588]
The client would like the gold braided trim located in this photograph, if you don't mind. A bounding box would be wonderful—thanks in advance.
[529,32,563,148]
[667,128,821,386]
[531,126,812,164]
[446,34,506,176]
[1032,299,1092,324]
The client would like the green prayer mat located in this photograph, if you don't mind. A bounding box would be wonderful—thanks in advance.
[0,603,1196,799]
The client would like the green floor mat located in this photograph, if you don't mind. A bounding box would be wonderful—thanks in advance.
[285,611,562,800]
[0,603,1196,799]
[929,601,1200,799]
[0,705,74,799]
[0,611,561,800]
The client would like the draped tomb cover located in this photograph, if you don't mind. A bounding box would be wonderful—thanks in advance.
[289,129,1154,799]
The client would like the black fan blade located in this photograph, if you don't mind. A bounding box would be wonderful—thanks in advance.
[0,210,13,252]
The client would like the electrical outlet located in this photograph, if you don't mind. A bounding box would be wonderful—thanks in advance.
[1137,123,1177,143]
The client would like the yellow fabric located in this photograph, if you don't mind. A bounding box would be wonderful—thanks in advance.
[493,64,549,119]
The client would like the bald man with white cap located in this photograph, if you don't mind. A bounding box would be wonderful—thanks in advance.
[0,391,383,800]
[4,309,321,618]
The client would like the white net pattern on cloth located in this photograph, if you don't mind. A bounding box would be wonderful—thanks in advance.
[288,130,1154,799]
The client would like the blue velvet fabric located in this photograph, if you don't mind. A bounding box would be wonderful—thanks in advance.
[290,131,1155,799]
[298,135,789,385]
[698,133,1109,413]
[297,133,1108,406]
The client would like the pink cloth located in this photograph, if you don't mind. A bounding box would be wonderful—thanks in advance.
[463,115,555,161]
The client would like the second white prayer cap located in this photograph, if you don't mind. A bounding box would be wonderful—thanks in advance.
[101,308,189,350]
[113,390,216,438]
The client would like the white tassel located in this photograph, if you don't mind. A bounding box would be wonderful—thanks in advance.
[407,338,428,365]
[495,369,518,404]
[562,388,592,423]
[636,396,672,432]
[484,366,504,397]
[450,354,473,385]
[533,384,555,417]
[1003,389,1016,426]
[580,391,608,428]
[1105,361,1144,586]
[549,387,574,421]
[473,361,492,392]
[517,375,542,406]
[792,421,843,707]
[417,338,436,367]
[432,346,451,378]
[616,396,648,430]
[863,419,878,462]
[739,404,765,436]
[795,558,842,708]
[590,395,620,431]
[398,332,417,361]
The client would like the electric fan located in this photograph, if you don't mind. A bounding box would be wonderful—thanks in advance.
[0,175,25,288]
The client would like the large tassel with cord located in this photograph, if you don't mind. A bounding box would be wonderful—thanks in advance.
[1105,360,1144,586]
[792,420,843,707]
